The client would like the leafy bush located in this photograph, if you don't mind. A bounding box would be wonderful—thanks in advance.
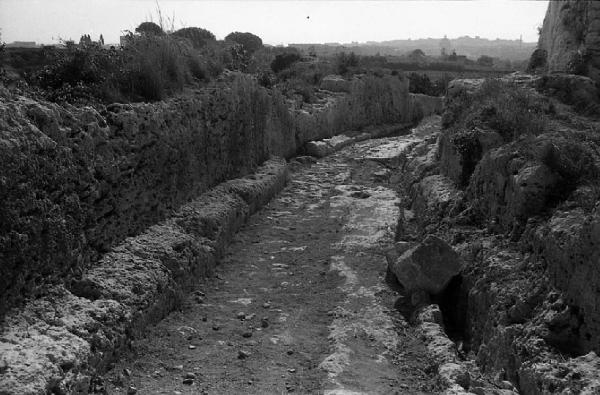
[271,52,301,74]
[540,139,598,189]
[172,27,215,49]
[120,33,191,101]
[527,48,547,72]
[225,32,263,54]
[476,55,494,67]
[444,79,551,142]
[335,52,359,75]
[275,59,333,86]
[280,77,316,103]
[31,29,218,102]
[408,72,448,96]
[450,129,484,186]
[135,21,164,36]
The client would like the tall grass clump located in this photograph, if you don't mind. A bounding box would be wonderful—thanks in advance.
[31,23,226,103]
[120,33,192,101]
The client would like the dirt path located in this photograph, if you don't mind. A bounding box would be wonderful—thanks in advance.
[103,131,441,394]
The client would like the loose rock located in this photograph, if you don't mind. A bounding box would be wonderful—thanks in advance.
[388,235,461,295]
[261,318,269,328]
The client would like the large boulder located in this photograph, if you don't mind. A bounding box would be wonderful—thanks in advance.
[508,164,559,221]
[305,140,331,158]
[446,79,485,98]
[388,235,461,295]
[320,75,351,93]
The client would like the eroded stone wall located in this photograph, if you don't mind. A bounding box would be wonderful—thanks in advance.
[0,74,411,316]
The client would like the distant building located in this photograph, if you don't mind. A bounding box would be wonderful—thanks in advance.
[5,41,37,48]
[439,35,451,56]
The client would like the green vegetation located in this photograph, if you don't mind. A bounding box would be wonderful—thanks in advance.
[25,24,251,102]
[172,27,216,49]
[224,32,263,54]
[1,20,420,110]
[35,30,206,102]
[443,79,552,142]
[135,21,165,36]
[407,72,449,96]
[335,52,359,74]
[271,52,301,74]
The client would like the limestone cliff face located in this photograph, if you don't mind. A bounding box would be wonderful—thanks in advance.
[538,0,600,82]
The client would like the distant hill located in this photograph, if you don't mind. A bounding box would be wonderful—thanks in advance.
[291,36,537,62]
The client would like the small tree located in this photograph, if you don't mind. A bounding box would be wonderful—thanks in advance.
[410,49,425,58]
[79,34,93,46]
[99,34,104,46]
[225,32,263,54]
[172,27,215,49]
[527,48,547,72]
[476,55,494,67]
[271,52,301,74]
[135,21,164,36]
[335,52,359,75]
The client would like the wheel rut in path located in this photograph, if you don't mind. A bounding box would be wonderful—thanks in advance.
[104,134,440,394]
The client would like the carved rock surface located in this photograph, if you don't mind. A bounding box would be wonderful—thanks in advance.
[388,235,461,295]
[538,1,600,83]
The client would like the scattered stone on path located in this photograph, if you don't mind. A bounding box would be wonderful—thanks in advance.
[261,318,269,328]
[236,312,246,320]
[242,331,253,338]
[126,386,137,395]
[295,155,317,164]
[286,349,294,355]
[183,372,196,380]
[238,350,251,359]
[212,324,220,331]
[373,169,390,182]
[388,235,461,295]
[123,368,132,377]
[262,302,271,309]
[182,378,194,385]
[188,345,196,350]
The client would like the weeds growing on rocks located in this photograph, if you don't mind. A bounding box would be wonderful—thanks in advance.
[444,79,552,142]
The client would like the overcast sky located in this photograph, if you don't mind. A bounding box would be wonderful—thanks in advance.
[1,0,549,46]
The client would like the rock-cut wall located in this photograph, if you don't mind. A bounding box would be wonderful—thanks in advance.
[0,74,413,317]
[537,0,600,82]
